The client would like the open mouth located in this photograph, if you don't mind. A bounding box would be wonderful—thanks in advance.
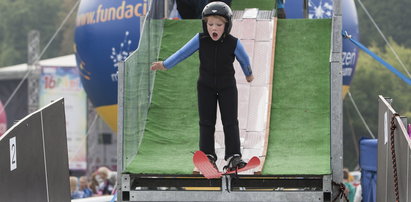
[212,32,218,39]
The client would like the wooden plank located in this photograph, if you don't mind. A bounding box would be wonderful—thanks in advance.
[260,17,278,174]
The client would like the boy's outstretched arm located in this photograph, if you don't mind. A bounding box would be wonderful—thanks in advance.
[150,61,167,71]
[150,34,200,71]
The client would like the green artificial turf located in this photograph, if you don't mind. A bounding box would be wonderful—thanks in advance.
[231,0,275,10]
[125,18,332,175]
[125,20,202,174]
[262,19,332,175]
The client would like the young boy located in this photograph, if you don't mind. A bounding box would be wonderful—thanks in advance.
[150,1,253,171]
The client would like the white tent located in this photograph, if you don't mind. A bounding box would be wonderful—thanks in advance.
[0,54,76,80]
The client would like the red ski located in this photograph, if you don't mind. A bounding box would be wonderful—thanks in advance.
[193,151,260,179]
[193,151,222,179]
[224,156,260,174]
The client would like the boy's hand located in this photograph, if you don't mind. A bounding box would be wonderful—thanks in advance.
[246,75,254,83]
[150,61,167,71]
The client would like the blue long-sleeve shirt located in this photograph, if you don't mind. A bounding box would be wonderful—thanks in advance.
[163,33,252,76]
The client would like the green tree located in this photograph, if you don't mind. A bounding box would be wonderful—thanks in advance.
[343,40,411,169]
[57,0,78,56]
[0,0,74,67]
[356,0,411,48]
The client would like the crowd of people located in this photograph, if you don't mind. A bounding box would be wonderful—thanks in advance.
[69,167,117,199]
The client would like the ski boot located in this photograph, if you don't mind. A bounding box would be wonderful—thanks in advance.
[224,154,247,172]
[206,154,219,171]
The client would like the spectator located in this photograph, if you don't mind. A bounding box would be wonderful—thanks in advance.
[175,0,232,19]
[277,0,286,19]
[96,166,117,195]
[209,0,232,7]
[90,172,102,195]
[69,176,82,199]
[79,176,93,198]
[97,167,117,187]
[176,0,208,19]
[343,168,356,202]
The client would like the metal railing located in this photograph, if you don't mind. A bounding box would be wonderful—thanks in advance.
[377,95,411,202]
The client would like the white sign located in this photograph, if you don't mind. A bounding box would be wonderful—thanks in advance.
[10,136,17,171]
[384,112,388,144]
[39,66,87,170]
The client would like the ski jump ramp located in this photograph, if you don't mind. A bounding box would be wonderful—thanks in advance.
[117,3,340,202]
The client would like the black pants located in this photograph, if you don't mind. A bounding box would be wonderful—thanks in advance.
[197,80,241,160]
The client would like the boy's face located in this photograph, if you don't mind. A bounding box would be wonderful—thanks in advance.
[206,16,226,41]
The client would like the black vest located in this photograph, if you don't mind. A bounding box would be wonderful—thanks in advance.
[198,33,237,87]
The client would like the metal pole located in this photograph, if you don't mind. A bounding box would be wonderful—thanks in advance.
[27,30,40,113]
[117,61,125,202]
[330,0,343,200]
